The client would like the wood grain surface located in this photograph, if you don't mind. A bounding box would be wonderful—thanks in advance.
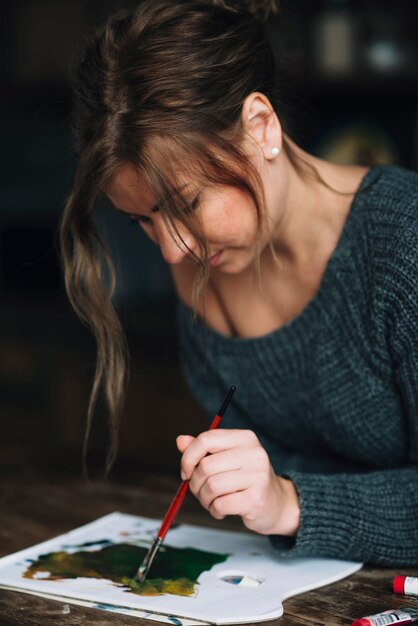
[0,475,417,626]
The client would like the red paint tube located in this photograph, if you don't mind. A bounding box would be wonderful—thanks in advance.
[352,607,418,626]
[394,576,418,598]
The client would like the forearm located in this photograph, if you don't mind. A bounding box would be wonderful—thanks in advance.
[270,467,418,566]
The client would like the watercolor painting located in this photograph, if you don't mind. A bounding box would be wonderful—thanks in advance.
[0,512,362,624]
[23,539,228,597]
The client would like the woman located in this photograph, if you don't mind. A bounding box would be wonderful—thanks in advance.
[61,0,418,565]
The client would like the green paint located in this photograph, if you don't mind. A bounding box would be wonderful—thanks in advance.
[23,541,228,597]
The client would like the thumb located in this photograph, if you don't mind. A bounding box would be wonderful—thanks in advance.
[176,434,196,453]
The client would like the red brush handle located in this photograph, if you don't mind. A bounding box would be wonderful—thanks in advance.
[157,412,224,540]
[158,480,189,540]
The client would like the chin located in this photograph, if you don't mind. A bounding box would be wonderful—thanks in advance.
[215,256,254,275]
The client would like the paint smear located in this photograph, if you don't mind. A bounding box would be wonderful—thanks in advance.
[23,541,228,597]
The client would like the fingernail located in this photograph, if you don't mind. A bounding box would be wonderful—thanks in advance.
[181,471,186,481]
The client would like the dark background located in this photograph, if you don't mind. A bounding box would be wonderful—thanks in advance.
[1,0,417,482]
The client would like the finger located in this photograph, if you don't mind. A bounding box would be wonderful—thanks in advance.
[181,429,258,479]
[189,450,244,495]
[176,434,195,453]
[197,470,252,511]
[209,490,251,520]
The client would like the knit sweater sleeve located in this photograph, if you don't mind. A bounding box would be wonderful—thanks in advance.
[271,213,418,566]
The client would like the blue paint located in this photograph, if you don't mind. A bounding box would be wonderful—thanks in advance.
[93,603,120,612]
[222,576,243,585]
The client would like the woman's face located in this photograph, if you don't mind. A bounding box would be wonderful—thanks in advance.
[106,148,288,275]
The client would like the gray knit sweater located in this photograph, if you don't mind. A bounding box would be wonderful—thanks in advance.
[178,165,418,566]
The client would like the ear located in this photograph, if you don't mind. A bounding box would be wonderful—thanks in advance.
[241,92,282,161]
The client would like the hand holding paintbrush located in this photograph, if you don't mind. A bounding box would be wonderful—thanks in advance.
[132,385,236,586]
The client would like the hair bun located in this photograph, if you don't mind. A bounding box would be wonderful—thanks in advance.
[210,0,280,21]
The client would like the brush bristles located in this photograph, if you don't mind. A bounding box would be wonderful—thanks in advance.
[132,536,162,585]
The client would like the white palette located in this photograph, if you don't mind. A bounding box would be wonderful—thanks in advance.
[0,512,362,624]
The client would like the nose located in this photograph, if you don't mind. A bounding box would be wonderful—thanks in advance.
[156,220,197,265]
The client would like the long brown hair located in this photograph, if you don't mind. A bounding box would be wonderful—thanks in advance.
[60,0,282,472]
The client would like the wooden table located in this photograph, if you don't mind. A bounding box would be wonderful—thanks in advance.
[1,473,417,626]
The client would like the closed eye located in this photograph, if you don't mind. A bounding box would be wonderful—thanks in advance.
[129,215,152,227]
[184,195,200,215]
[129,195,199,226]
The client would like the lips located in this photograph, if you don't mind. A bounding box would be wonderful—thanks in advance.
[209,250,223,267]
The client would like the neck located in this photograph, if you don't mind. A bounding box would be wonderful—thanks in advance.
[269,138,368,268]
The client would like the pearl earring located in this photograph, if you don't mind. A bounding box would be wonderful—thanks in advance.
[271,146,280,157]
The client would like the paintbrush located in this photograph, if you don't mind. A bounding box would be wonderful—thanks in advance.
[132,385,236,586]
